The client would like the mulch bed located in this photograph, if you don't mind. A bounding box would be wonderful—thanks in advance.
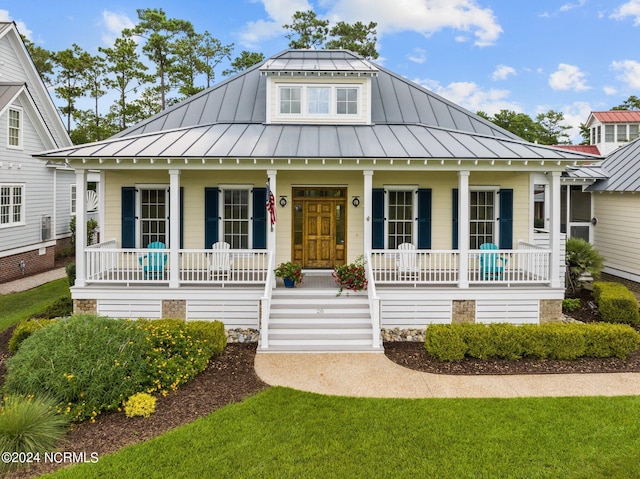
[3,287,639,477]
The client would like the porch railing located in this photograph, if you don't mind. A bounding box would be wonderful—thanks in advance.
[364,252,381,349]
[85,241,269,285]
[369,246,552,286]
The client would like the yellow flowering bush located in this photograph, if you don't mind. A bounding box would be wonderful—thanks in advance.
[124,393,156,418]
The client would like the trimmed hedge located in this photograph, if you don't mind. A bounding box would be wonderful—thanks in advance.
[593,282,640,325]
[425,322,640,362]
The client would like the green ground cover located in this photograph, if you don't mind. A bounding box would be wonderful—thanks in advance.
[45,387,640,479]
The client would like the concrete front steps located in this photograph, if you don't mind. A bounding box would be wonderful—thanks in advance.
[259,289,383,353]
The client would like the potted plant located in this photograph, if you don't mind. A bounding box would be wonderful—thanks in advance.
[332,255,368,296]
[274,261,304,287]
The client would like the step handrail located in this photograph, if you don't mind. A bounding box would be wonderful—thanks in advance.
[364,251,381,349]
[259,250,275,349]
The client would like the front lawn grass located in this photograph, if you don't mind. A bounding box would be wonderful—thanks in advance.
[46,387,640,479]
[0,278,70,331]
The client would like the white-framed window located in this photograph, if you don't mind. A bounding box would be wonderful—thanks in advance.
[533,184,546,230]
[470,189,497,249]
[276,84,362,120]
[0,184,24,227]
[386,188,415,249]
[7,108,22,148]
[70,185,77,215]
[617,124,628,142]
[630,124,639,141]
[137,187,168,248]
[221,187,252,249]
[605,124,615,142]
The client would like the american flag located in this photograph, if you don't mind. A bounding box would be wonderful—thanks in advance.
[266,182,276,227]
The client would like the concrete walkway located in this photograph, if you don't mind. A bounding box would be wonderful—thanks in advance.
[254,352,640,398]
[0,268,67,295]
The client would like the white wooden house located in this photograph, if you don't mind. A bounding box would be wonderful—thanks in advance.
[37,49,598,352]
[0,22,75,283]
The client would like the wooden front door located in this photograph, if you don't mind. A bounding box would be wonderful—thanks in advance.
[292,188,346,269]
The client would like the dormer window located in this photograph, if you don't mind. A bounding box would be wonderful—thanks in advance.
[273,83,364,123]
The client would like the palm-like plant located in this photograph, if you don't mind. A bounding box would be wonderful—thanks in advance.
[565,237,604,293]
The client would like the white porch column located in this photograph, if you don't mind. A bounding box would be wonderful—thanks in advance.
[169,169,180,288]
[549,171,562,288]
[267,170,277,253]
[458,171,470,288]
[74,169,87,287]
[363,170,373,252]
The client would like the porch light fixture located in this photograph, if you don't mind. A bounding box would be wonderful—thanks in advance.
[279,196,288,207]
[352,196,360,208]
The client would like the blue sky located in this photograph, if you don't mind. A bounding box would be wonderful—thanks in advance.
[3,0,640,142]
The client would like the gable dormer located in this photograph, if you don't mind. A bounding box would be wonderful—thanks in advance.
[586,111,640,155]
[260,50,378,125]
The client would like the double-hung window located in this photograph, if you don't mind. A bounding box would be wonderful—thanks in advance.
[223,189,250,249]
[0,184,24,226]
[8,108,21,148]
[470,190,496,249]
[387,190,414,249]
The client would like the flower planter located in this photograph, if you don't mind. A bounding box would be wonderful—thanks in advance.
[283,277,295,288]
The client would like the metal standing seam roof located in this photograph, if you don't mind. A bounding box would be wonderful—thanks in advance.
[591,111,640,123]
[36,49,600,164]
[587,137,640,192]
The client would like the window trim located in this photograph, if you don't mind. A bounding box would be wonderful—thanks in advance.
[135,184,169,248]
[7,107,22,149]
[469,186,500,249]
[70,184,77,216]
[384,186,417,249]
[275,83,362,121]
[219,184,254,249]
[0,183,25,228]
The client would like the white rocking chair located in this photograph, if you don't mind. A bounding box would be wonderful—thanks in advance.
[209,242,231,281]
[397,243,421,279]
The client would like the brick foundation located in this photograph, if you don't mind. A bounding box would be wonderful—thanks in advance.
[452,299,476,323]
[73,299,97,315]
[539,299,563,323]
[162,300,186,319]
[0,246,56,283]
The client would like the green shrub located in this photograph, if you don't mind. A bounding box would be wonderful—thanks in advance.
[562,298,581,313]
[593,282,640,325]
[5,315,151,422]
[566,238,604,293]
[137,319,218,395]
[424,322,640,362]
[186,320,227,357]
[65,262,76,287]
[37,296,73,319]
[8,319,57,354]
[424,325,467,361]
[124,393,157,418]
[0,395,68,472]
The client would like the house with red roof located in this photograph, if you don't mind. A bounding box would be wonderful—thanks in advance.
[584,110,640,155]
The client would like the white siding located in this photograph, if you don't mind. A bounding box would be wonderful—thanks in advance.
[186,299,259,328]
[476,300,539,324]
[97,299,162,319]
[381,299,452,328]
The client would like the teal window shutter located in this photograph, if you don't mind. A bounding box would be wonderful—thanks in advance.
[372,188,385,249]
[121,187,136,248]
[499,188,513,249]
[417,188,432,249]
[204,187,219,248]
[252,187,267,249]
[452,189,458,250]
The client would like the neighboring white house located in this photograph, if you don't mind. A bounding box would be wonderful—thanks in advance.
[0,22,75,283]
[37,49,599,352]
[584,110,640,156]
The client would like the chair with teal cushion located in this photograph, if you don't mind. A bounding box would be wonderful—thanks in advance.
[479,242,507,280]
[139,241,167,279]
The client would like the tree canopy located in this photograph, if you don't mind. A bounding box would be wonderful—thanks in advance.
[477,109,572,145]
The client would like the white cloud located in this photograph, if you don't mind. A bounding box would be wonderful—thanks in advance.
[610,0,640,25]
[548,64,590,91]
[558,101,593,143]
[0,9,32,39]
[611,59,640,89]
[560,0,587,12]
[240,0,503,48]
[414,79,520,115]
[101,10,135,45]
[407,48,427,64]
[492,65,516,81]
[603,86,618,95]
[238,0,312,47]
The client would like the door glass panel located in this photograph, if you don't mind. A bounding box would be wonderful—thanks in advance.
[570,226,590,242]
[293,202,303,245]
[569,185,590,222]
[336,204,345,245]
